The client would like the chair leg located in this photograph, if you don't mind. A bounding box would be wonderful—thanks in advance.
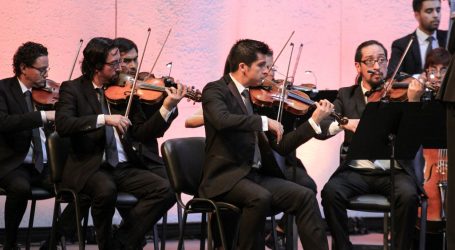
[26,200,36,250]
[419,199,428,250]
[73,195,85,250]
[207,213,212,250]
[153,224,159,250]
[213,209,228,250]
[178,209,189,250]
[383,212,389,250]
[161,213,167,250]
[177,203,185,250]
[270,216,279,250]
[200,213,206,250]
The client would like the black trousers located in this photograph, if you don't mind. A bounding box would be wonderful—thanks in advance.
[58,165,175,250]
[277,165,317,230]
[321,168,419,250]
[0,164,52,249]
[446,104,455,250]
[216,170,328,250]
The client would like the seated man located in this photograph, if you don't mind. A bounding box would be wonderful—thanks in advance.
[199,38,331,250]
[0,42,54,250]
[319,40,423,250]
[55,37,182,250]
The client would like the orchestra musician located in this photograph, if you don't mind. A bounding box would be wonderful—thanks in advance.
[0,42,54,250]
[54,37,181,250]
[388,0,447,78]
[199,39,331,250]
[436,42,455,250]
[319,40,424,250]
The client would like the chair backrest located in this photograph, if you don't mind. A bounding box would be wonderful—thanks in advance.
[46,131,71,184]
[161,137,205,196]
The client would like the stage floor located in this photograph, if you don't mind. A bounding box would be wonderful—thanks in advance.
[28,233,384,249]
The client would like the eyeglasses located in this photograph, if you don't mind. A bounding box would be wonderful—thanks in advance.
[360,58,388,67]
[427,68,447,76]
[29,65,50,76]
[105,60,122,68]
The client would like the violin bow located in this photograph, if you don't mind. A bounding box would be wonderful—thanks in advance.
[266,30,295,78]
[68,39,84,81]
[382,36,415,99]
[276,43,295,123]
[289,43,303,86]
[124,28,152,118]
[147,28,172,77]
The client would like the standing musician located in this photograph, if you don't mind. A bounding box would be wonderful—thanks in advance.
[319,40,424,250]
[388,0,447,78]
[0,42,54,250]
[54,37,182,250]
[199,38,331,250]
[437,45,455,250]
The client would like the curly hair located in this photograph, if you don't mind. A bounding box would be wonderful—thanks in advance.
[81,37,116,80]
[13,42,48,77]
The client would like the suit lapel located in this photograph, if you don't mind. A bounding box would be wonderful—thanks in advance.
[224,75,248,114]
[10,78,28,113]
[81,78,102,114]
[354,86,366,116]
[410,32,422,71]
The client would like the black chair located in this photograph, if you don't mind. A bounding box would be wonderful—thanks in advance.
[340,145,428,250]
[46,131,164,250]
[161,137,242,250]
[0,186,53,250]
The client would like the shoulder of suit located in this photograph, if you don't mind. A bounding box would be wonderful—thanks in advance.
[203,76,229,92]
[392,32,415,46]
[0,77,17,90]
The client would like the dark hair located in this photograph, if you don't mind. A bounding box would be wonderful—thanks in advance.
[413,0,440,12]
[81,37,117,80]
[225,39,272,74]
[424,47,451,69]
[13,42,48,77]
[354,40,388,63]
[113,37,138,54]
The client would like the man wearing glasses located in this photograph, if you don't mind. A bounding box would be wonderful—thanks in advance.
[54,37,183,249]
[0,42,54,250]
[318,40,423,250]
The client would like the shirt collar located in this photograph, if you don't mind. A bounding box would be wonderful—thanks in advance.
[416,28,437,44]
[17,77,32,93]
[229,73,247,95]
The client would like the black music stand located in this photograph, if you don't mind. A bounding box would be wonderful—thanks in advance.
[346,101,446,250]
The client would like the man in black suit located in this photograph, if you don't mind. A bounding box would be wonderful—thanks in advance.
[320,40,423,250]
[437,45,455,250]
[55,37,183,249]
[388,0,447,78]
[0,42,54,250]
[199,39,331,250]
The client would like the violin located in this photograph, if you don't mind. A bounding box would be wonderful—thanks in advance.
[104,73,202,105]
[32,79,61,110]
[249,79,347,125]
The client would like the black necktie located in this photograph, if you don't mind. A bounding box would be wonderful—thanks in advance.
[96,88,119,167]
[426,36,435,57]
[24,91,44,173]
[241,89,261,168]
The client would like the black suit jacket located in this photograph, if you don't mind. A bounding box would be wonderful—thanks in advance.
[387,30,447,78]
[199,75,318,199]
[112,101,178,166]
[437,52,455,102]
[0,77,48,179]
[318,85,425,191]
[55,76,172,192]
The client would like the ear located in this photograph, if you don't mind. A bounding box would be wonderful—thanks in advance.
[355,62,361,74]
[238,62,247,72]
[20,63,27,74]
[414,11,420,23]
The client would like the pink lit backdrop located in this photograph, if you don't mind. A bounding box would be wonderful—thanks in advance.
[0,1,450,227]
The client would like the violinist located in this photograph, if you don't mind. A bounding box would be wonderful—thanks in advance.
[388,0,446,78]
[54,37,178,250]
[0,42,53,250]
[319,40,423,250]
[407,47,450,102]
[199,39,330,250]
